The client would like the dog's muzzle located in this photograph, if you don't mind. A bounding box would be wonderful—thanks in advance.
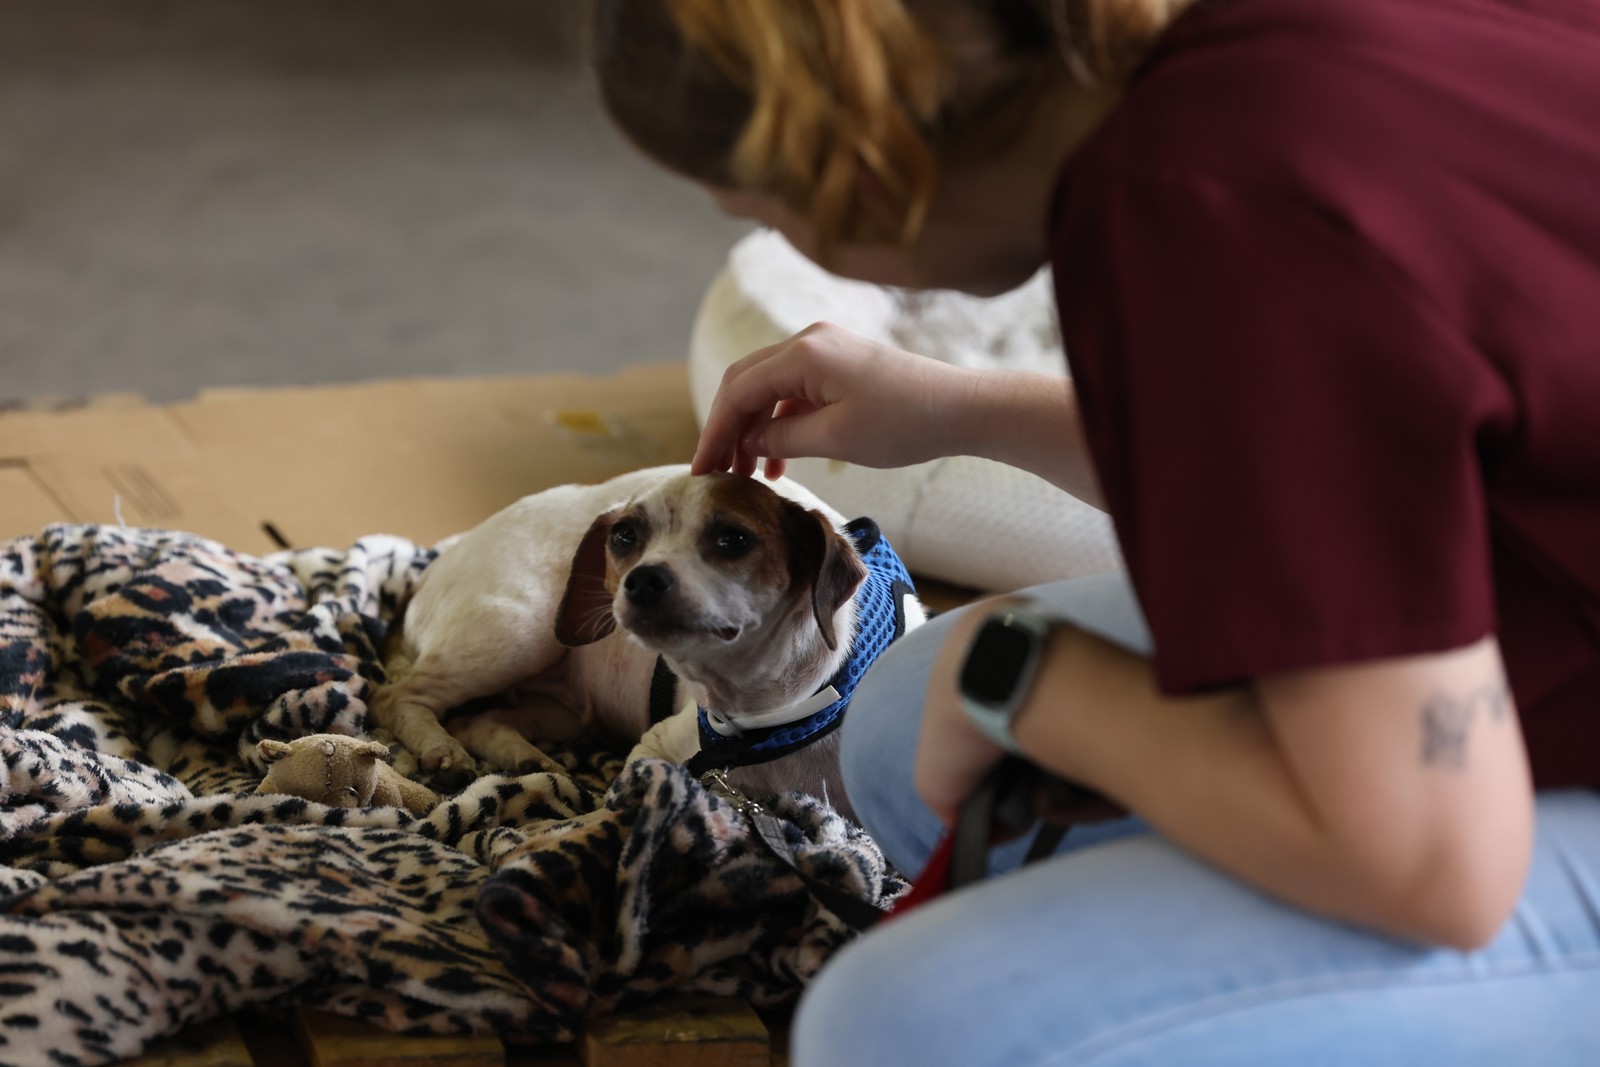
[624,564,674,609]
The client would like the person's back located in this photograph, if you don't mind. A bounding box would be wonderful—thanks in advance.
[1055,0,1600,787]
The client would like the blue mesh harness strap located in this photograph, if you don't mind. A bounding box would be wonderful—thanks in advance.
[684,517,915,778]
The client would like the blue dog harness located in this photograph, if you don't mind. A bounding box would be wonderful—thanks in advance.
[646,517,916,778]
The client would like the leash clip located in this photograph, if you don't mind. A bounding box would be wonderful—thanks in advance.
[700,767,765,817]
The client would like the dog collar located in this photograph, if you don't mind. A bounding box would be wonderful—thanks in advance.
[676,517,916,778]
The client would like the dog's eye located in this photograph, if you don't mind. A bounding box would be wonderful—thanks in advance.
[610,523,639,551]
[714,526,754,558]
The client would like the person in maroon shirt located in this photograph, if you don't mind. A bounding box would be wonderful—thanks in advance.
[596,0,1600,1061]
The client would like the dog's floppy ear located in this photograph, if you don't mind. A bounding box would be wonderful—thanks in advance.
[556,508,621,647]
[787,504,868,652]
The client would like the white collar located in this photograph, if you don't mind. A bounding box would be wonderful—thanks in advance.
[701,685,842,738]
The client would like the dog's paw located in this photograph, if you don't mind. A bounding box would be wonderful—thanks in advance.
[514,747,564,776]
[622,741,660,766]
[421,741,478,790]
[628,712,701,767]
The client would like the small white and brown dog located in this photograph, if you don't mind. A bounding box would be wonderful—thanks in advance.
[370,464,924,820]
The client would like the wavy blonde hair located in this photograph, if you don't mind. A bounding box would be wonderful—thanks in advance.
[595,0,1174,255]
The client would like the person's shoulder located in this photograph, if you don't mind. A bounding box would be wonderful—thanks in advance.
[1097,0,1402,180]
[1090,0,1587,189]
[1141,0,1592,87]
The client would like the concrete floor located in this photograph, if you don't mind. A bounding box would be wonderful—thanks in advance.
[0,0,751,404]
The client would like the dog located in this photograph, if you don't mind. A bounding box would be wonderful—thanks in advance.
[370,465,924,820]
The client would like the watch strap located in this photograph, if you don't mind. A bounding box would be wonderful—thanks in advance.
[963,694,1029,755]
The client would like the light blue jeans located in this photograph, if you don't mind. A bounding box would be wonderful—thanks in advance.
[793,574,1600,1066]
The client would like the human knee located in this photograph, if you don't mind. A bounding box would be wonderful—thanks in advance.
[840,651,908,787]
[791,927,938,1067]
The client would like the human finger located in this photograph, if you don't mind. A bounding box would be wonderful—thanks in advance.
[746,401,846,470]
[731,432,760,479]
[748,398,819,479]
[693,333,835,474]
[691,344,798,474]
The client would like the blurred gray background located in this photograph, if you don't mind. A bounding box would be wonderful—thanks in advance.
[0,0,752,404]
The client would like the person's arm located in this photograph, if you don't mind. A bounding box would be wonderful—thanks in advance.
[916,606,1534,950]
[691,321,1105,508]
[947,364,1104,508]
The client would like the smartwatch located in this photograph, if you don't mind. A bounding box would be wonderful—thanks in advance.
[957,606,1057,754]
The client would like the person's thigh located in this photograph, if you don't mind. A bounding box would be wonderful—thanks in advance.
[842,572,1155,875]
[794,790,1600,1067]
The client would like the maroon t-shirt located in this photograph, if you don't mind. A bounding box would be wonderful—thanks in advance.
[1052,0,1600,787]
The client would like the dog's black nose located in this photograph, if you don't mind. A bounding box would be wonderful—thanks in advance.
[624,565,674,608]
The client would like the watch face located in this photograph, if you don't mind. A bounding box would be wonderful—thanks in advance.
[960,618,1036,706]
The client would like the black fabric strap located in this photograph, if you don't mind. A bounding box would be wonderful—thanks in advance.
[747,807,891,932]
[684,748,720,778]
[684,708,850,778]
[713,761,1077,934]
[951,758,1074,891]
[843,516,882,554]
[648,656,678,724]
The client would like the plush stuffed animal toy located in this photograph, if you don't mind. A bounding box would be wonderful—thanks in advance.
[256,734,438,814]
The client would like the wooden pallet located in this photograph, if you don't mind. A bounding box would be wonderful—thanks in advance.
[119,1000,790,1067]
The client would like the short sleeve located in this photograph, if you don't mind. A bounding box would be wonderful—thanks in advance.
[1054,170,1511,692]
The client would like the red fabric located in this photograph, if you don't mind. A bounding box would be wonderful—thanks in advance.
[1052,0,1600,787]
[883,830,958,923]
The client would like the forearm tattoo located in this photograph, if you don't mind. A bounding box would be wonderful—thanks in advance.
[1419,681,1512,771]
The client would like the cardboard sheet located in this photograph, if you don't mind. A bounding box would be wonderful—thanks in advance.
[0,363,700,553]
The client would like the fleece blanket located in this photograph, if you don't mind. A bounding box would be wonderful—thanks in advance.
[0,524,902,1067]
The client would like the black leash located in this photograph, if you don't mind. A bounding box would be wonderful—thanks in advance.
[950,758,1073,890]
[703,759,1086,932]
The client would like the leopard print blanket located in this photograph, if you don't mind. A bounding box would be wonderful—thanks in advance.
[0,525,902,1067]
